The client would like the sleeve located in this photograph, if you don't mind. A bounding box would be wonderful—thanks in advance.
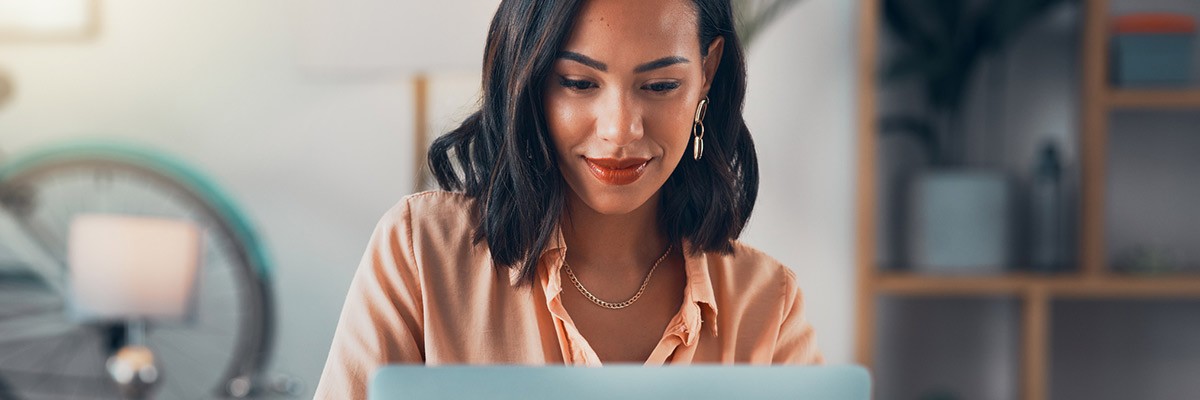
[314,199,426,399]
[772,269,825,364]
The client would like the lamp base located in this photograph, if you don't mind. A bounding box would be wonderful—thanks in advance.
[106,345,161,400]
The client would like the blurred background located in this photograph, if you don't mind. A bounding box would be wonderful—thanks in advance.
[866,0,1200,399]
[0,0,1197,399]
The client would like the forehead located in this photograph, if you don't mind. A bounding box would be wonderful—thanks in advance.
[561,0,700,63]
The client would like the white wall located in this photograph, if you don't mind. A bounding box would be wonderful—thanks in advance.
[0,1,860,397]
[741,0,858,366]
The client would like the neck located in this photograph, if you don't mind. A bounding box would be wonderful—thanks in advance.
[561,190,669,280]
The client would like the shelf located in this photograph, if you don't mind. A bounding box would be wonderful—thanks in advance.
[1052,275,1200,298]
[875,272,1200,298]
[875,273,1077,296]
[1107,89,1200,109]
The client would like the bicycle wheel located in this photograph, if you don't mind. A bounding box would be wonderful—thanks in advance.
[0,141,274,399]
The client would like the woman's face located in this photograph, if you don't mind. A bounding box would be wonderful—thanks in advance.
[544,0,723,215]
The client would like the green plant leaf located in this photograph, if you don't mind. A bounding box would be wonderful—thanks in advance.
[882,49,930,83]
[879,0,1069,164]
[930,0,965,40]
[880,114,941,164]
[883,0,939,56]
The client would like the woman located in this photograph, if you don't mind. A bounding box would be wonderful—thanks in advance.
[316,0,823,397]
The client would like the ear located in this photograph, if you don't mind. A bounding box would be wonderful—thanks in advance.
[700,36,725,95]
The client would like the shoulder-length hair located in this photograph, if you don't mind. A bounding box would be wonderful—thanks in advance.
[428,0,758,285]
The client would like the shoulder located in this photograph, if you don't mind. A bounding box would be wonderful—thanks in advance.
[372,191,483,263]
[708,241,798,284]
[400,190,477,218]
[378,190,478,231]
[378,191,505,302]
[704,241,800,303]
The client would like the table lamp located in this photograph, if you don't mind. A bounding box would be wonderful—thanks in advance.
[68,214,202,400]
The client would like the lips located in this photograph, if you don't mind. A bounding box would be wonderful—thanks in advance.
[584,157,651,185]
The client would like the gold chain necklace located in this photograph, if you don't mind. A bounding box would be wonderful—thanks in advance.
[562,244,673,310]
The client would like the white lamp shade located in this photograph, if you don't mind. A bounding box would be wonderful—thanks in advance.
[68,214,202,322]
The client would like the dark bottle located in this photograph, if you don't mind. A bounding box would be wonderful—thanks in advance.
[1030,141,1066,272]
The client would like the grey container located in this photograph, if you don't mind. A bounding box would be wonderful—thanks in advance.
[1112,33,1195,86]
[908,170,1013,275]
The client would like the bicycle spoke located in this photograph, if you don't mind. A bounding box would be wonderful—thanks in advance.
[58,330,107,398]
[151,337,217,397]
[26,330,87,394]
[0,313,77,347]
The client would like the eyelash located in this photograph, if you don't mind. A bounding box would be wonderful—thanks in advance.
[559,77,597,91]
[644,82,681,93]
[557,77,681,94]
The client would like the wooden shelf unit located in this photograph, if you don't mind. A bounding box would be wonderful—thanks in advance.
[853,1,1200,399]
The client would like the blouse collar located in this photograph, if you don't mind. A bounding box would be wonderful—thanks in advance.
[521,224,720,339]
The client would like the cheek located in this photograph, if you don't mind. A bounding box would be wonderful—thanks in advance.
[644,100,698,156]
[543,92,588,154]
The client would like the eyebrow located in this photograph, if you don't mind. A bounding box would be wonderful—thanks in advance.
[560,51,607,71]
[558,51,690,73]
[634,56,690,73]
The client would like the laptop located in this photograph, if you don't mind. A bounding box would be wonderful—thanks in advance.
[369,365,871,399]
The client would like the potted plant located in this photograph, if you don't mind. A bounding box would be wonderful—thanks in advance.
[880,0,1065,273]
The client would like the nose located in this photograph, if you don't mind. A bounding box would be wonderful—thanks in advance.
[595,91,644,147]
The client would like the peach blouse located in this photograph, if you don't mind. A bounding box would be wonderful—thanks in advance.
[315,191,823,399]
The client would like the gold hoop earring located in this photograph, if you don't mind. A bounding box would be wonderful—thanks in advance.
[692,96,709,160]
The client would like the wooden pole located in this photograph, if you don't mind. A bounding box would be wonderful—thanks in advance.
[413,73,430,193]
[1021,288,1050,400]
[1080,0,1109,278]
[854,0,880,372]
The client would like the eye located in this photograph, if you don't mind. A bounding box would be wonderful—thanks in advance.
[559,77,598,92]
[643,81,681,93]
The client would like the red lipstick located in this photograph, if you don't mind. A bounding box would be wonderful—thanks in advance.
[584,157,650,185]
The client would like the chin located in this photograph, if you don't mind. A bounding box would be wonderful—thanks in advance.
[578,190,653,215]
[566,177,661,215]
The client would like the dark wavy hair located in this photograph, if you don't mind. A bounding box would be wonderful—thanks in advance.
[427,0,758,285]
